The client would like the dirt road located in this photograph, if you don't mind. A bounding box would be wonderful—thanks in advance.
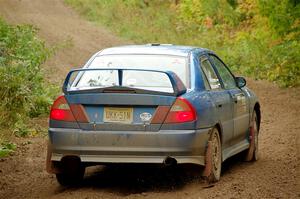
[0,0,299,198]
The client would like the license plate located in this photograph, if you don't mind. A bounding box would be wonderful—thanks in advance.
[103,107,133,124]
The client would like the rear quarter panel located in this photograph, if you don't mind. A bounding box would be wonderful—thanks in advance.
[182,91,218,129]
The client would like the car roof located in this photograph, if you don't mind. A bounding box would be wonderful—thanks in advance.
[97,44,211,57]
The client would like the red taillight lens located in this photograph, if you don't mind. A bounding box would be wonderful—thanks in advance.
[50,96,76,122]
[164,97,197,123]
[50,109,68,120]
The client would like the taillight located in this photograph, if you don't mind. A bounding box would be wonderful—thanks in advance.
[164,97,197,123]
[50,96,76,122]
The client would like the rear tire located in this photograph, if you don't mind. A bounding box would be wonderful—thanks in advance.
[203,127,222,183]
[244,111,259,161]
[55,158,85,186]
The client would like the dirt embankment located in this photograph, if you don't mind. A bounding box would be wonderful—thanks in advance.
[0,0,299,198]
[0,0,125,84]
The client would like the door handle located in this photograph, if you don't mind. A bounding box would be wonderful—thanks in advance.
[233,97,238,103]
[232,96,238,103]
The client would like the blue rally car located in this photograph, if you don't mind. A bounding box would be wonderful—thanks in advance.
[46,44,261,185]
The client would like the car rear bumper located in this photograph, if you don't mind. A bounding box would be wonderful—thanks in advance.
[48,127,211,166]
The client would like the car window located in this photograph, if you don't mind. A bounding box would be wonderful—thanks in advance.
[199,67,211,90]
[89,54,189,87]
[200,56,221,90]
[70,70,174,93]
[209,55,236,89]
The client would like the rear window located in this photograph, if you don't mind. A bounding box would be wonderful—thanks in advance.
[70,70,174,93]
[88,54,188,86]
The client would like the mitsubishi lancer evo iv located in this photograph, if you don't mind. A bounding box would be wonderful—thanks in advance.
[46,44,261,186]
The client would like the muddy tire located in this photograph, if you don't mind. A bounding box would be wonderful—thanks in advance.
[244,111,259,161]
[203,127,222,183]
[55,158,85,186]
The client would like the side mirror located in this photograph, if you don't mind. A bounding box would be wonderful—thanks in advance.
[235,77,246,88]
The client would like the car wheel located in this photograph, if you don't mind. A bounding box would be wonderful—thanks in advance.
[203,127,222,183]
[55,158,85,186]
[245,111,259,161]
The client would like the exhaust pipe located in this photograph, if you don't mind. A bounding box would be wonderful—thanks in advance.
[163,156,177,166]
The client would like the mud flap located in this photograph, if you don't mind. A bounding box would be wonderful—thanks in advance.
[245,122,255,161]
[202,140,213,178]
[46,141,62,174]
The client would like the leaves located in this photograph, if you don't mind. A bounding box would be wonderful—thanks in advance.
[0,142,16,158]
[0,18,55,136]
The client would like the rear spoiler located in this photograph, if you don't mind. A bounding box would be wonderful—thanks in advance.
[62,68,187,96]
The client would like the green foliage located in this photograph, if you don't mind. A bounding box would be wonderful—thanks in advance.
[65,0,299,87]
[0,18,55,137]
[258,0,300,36]
[178,0,241,26]
[0,142,16,158]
